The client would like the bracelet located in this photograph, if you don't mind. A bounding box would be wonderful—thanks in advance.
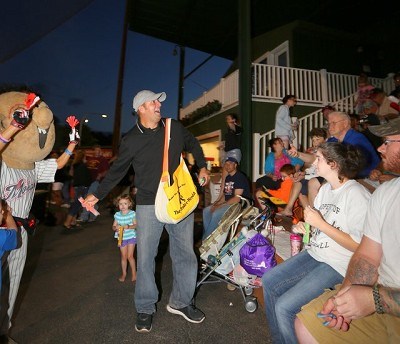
[372,284,384,314]
[64,148,73,156]
[0,133,11,144]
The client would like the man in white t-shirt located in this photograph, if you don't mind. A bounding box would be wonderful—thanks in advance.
[295,117,400,343]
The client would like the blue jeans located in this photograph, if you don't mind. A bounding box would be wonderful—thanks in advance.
[79,181,99,221]
[262,250,342,344]
[202,204,230,239]
[61,180,71,203]
[134,205,198,314]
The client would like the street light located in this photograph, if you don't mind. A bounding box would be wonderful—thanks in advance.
[78,113,108,145]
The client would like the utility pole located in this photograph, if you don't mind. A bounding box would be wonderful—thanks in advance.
[177,46,185,119]
[112,0,129,156]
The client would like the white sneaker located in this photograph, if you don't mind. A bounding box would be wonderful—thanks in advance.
[60,203,70,208]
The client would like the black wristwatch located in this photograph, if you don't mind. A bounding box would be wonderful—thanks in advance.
[372,284,384,314]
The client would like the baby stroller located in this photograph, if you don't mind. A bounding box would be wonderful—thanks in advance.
[197,197,275,313]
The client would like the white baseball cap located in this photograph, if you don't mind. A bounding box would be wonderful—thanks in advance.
[132,90,166,112]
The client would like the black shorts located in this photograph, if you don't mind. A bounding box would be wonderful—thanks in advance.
[255,175,281,190]
[300,176,325,195]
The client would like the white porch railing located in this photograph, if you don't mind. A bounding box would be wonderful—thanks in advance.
[180,63,395,182]
[180,64,393,119]
[181,70,239,118]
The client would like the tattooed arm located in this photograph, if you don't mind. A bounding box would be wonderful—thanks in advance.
[319,235,400,334]
[326,236,381,319]
[342,235,381,288]
[342,237,400,317]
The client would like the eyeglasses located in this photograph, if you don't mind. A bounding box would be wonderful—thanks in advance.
[383,139,400,145]
[327,119,346,127]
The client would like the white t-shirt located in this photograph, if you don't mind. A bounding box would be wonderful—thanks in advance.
[363,178,400,288]
[308,180,371,276]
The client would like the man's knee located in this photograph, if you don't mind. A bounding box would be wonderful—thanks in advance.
[294,317,317,344]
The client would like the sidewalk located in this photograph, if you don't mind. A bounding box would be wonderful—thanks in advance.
[9,205,271,343]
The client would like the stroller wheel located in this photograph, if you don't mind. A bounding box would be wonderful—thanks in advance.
[244,296,258,313]
[244,286,253,296]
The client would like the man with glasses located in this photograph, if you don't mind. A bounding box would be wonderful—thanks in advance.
[290,112,380,178]
[325,112,380,178]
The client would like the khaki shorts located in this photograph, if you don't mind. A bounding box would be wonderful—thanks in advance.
[297,285,400,343]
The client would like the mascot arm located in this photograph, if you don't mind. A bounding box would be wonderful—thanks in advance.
[0,125,22,152]
[56,141,78,169]
[55,115,81,169]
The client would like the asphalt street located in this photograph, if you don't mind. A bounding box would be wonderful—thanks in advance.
[8,205,271,344]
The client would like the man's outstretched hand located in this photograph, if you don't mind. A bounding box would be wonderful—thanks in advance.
[80,195,100,216]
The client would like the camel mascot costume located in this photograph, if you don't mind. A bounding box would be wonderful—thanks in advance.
[0,87,79,341]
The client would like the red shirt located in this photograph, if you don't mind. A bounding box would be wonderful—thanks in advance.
[85,155,110,181]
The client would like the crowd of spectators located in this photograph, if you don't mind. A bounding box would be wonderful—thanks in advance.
[251,74,400,343]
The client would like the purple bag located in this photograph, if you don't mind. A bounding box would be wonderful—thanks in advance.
[239,233,277,277]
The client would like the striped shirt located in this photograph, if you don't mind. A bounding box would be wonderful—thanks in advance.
[1,159,58,218]
[113,210,136,240]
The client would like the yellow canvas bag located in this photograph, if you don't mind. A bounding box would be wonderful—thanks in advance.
[155,118,199,224]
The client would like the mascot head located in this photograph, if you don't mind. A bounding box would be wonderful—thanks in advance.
[0,87,55,169]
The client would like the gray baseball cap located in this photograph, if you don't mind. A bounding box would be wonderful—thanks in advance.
[132,90,166,112]
[369,117,400,137]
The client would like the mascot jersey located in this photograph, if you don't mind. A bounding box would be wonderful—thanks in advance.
[0,160,57,218]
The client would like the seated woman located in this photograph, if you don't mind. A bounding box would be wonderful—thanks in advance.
[261,142,371,344]
[255,137,303,199]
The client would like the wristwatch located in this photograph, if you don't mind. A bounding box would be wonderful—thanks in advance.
[372,284,384,314]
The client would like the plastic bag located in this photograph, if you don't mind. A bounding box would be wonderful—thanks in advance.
[239,232,277,277]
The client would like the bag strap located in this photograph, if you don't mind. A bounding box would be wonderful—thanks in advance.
[161,118,171,179]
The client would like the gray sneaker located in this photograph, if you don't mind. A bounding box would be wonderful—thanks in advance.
[135,313,153,333]
[166,304,205,323]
